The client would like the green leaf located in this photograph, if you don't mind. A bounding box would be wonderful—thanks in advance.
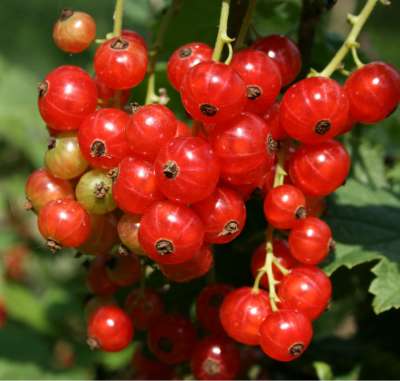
[313,361,334,380]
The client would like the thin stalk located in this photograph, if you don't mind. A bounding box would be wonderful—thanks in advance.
[113,0,125,37]
[212,0,235,62]
[234,0,257,50]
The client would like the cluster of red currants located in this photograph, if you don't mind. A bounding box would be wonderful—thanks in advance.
[23,6,400,379]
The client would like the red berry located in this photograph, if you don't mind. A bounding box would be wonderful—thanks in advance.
[280,77,349,144]
[196,284,233,334]
[344,61,400,124]
[38,66,97,131]
[251,239,298,289]
[53,9,96,53]
[159,245,213,283]
[222,160,271,188]
[252,34,301,86]
[167,42,213,90]
[38,199,91,250]
[231,49,282,115]
[305,195,326,217]
[95,76,131,108]
[105,255,141,287]
[259,310,313,362]
[155,137,220,204]
[87,305,133,352]
[121,29,147,49]
[25,168,74,212]
[147,314,197,364]
[192,186,246,244]
[86,255,119,296]
[113,157,164,214]
[117,214,146,256]
[85,295,116,322]
[288,140,351,196]
[180,61,247,124]
[3,245,29,282]
[175,120,192,137]
[191,336,241,380]
[220,287,272,345]
[264,184,306,229]
[289,217,332,265]
[278,266,332,320]
[139,201,204,265]
[125,288,164,330]
[94,37,148,90]
[126,104,177,161]
[78,108,130,170]
[132,345,174,380]
[263,102,288,140]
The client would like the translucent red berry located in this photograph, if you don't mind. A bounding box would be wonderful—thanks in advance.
[95,76,131,108]
[117,214,146,256]
[94,37,148,90]
[105,255,141,287]
[175,120,192,137]
[259,310,313,362]
[132,345,174,380]
[220,287,271,345]
[180,61,247,124]
[288,140,351,196]
[167,42,213,90]
[38,66,97,131]
[231,48,281,115]
[155,137,220,204]
[263,102,288,140]
[86,255,119,296]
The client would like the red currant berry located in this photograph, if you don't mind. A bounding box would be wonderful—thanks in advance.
[85,295,116,322]
[78,108,130,170]
[280,77,349,144]
[264,184,306,229]
[125,288,164,330]
[167,42,213,90]
[155,137,220,204]
[86,255,119,296]
[222,161,271,188]
[2,245,29,282]
[175,120,192,137]
[259,309,312,362]
[220,287,272,345]
[25,168,74,212]
[263,102,288,140]
[147,314,197,364]
[95,76,131,108]
[117,214,146,256]
[132,345,174,380]
[252,35,301,86]
[38,199,91,250]
[180,61,247,124]
[231,49,282,115]
[196,284,233,334]
[251,239,298,289]
[38,66,97,131]
[344,61,400,124]
[87,305,133,352]
[289,140,351,196]
[113,157,164,214]
[191,336,241,380]
[289,217,332,265]
[139,201,204,265]
[278,266,332,320]
[94,37,148,90]
[305,195,326,217]
[192,186,246,244]
[159,245,213,283]
[126,104,177,161]
[105,254,141,287]
[53,8,96,53]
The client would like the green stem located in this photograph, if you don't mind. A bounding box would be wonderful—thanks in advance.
[212,0,235,62]
[113,0,125,37]
[234,0,257,50]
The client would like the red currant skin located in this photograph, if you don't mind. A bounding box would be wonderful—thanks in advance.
[25,168,74,212]
[180,61,247,124]
[132,345,174,380]
[192,186,246,244]
[53,8,96,53]
[252,34,302,86]
[95,76,131,108]
[78,108,130,170]
[196,284,233,334]
[344,61,400,124]
[147,314,197,365]
[113,157,164,214]
[251,239,298,289]
[289,140,351,196]
[38,66,97,131]
[167,42,213,90]
[155,137,220,204]
[278,266,332,320]
[289,217,332,265]
[159,245,213,283]
[138,201,205,265]
[191,336,241,380]
[121,29,147,49]
[38,199,91,250]
[264,184,306,229]
[263,102,288,140]
[280,77,349,144]
[105,255,141,287]
[175,120,192,137]
[231,49,282,115]
[126,104,177,161]
[259,309,313,362]
[220,287,272,345]
[125,288,164,330]
[117,214,146,256]
[94,37,148,90]
[87,305,133,352]
[86,255,119,296]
